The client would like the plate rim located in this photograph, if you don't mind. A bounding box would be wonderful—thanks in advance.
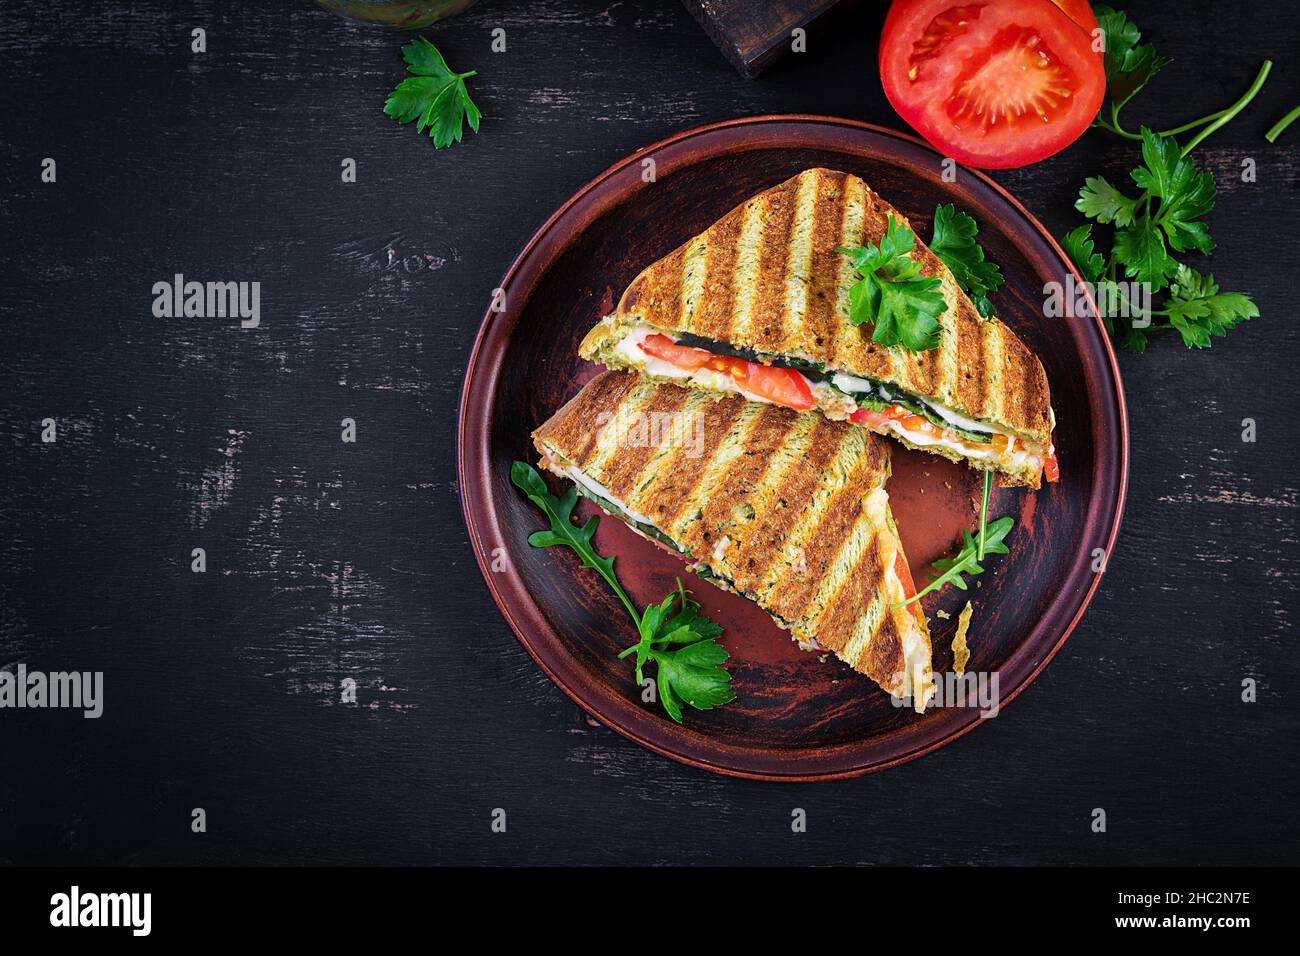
[457,114,1129,781]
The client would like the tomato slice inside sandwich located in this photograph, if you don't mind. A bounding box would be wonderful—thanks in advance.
[879,0,1104,169]
[638,334,815,411]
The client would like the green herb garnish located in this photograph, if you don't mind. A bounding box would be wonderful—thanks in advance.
[511,461,735,723]
[383,37,482,148]
[1090,5,1172,137]
[929,204,1004,318]
[976,469,992,561]
[1265,104,1300,144]
[838,215,947,353]
[1063,5,1266,351]
[895,473,1010,612]
[894,516,1014,611]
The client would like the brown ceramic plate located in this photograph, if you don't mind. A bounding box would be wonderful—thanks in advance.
[458,115,1127,781]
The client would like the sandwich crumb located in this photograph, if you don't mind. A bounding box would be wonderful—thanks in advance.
[952,601,974,675]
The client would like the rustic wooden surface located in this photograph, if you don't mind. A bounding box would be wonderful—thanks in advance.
[0,0,1296,864]
[681,0,851,77]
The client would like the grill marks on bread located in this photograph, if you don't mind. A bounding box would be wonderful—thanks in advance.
[580,167,1052,446]
[532,371,929,694]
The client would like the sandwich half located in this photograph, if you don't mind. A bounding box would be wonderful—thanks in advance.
[579,167,1058,488]
[532,369,935,711]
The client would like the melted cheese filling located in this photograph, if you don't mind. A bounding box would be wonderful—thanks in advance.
[864,488,934,714]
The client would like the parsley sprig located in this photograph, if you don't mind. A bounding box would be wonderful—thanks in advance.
[1063,5,1266,351]
[383,37,482,148]
[894,470,1012,610]
[511,461,735,723]
[838,215,947,352]
[929,204,1004,318]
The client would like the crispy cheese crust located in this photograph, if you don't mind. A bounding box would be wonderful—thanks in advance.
[533,370,933,703]
[578,167,1053,484]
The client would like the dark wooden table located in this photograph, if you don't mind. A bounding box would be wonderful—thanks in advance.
[1,0,1296,866]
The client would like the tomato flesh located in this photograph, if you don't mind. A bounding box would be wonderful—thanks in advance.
[638,333,714,371]
[637,334,815,411]
[734,362,817,410]
[1043,451,1060,483]
[879,0,1105,169]
[893,549,918,601]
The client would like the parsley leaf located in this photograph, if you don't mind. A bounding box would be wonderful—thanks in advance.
[1131,128,1216,254]
[513,461,734,723]
[1070,8,1264,353]
[1160,264,1259,348]
[1113,217,1174,292]
[383,37,481,148]
[1093,4,1171,118]
[1076,176,1140,227]
[838,215,947,352]
[619,581,735,722]
[647,638,735,723]
[929,203,1004,317]
[1061,225,1106,287]
[1117,318,1150,355]
[895,517,1014,610]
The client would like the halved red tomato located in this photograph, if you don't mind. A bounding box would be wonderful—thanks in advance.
[879,0,1105,169]
[1047,0,1098,34]
[637,334,815,411]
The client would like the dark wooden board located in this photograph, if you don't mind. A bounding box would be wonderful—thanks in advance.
[460,117,1126,779]
[0,0,1297,864]
[682,0,854,77]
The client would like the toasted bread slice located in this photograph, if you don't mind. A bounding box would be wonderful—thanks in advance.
[533,370,935,710]
[579,167,1055,488]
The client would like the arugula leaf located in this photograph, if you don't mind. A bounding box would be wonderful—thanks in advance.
[895,517,1014,610]
[513,462,734,723]
[1075,176,1140,227]
[383,37,481,148]
[838,216,947,352]
[1093,5,1171,117]
[511,460,626,603]
[928,203,1004,317]
[1160,264,1259,349]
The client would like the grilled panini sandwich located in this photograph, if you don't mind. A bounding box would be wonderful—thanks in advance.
[579,167,1058,488]
[533,370,935,710]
